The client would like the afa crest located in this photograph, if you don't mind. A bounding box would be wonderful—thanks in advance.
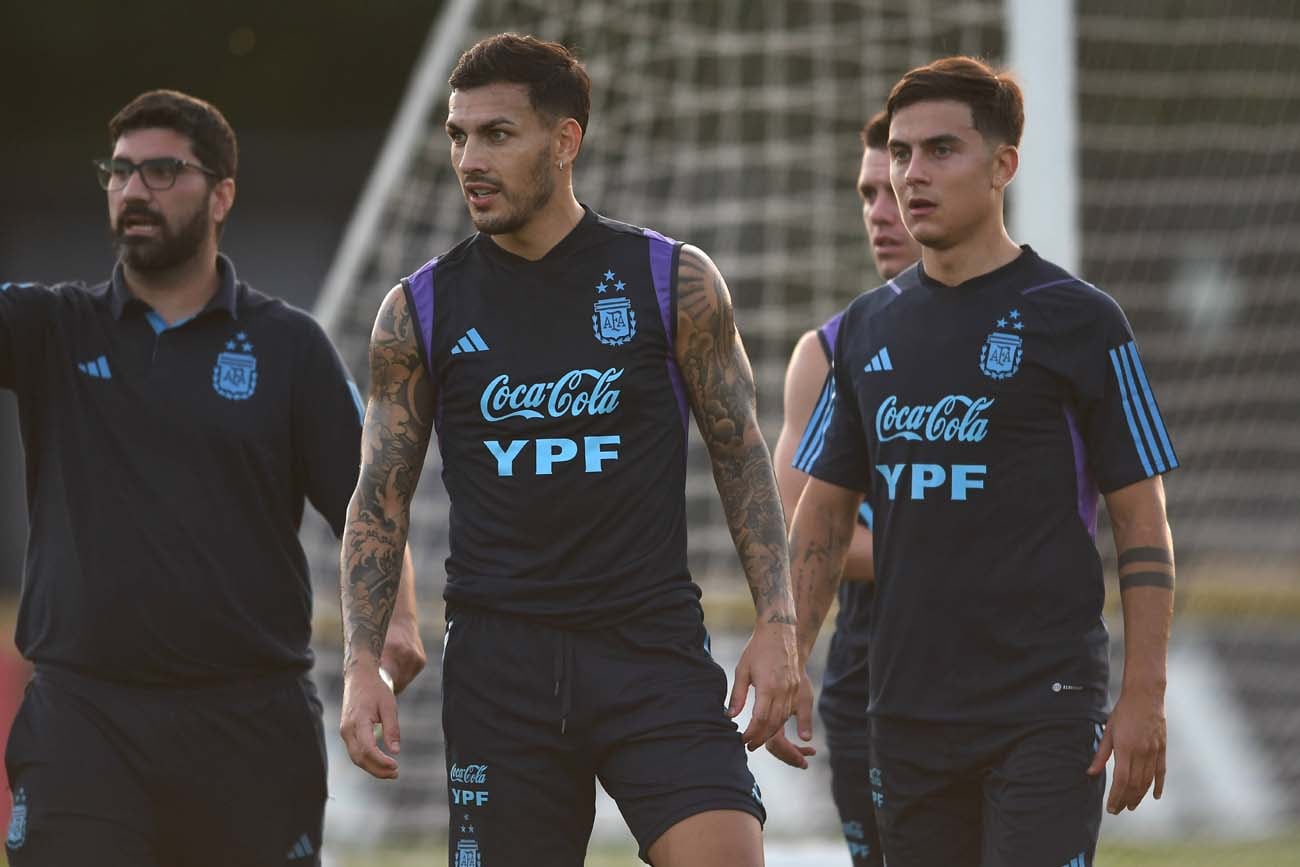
[980,332,1023,380]
[455,839,482,867]
[980,308,1025,380]
[213,332,258,400]
[591,267,636,346]
[7,787,27,850]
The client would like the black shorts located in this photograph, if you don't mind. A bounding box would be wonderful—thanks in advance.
[870,717,1105,867]
[824,735,883,867]
[4,666,327,867]
[441,604,765,865]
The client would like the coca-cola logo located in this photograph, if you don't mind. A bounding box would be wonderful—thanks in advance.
[480,368,622,422]
[450,763,488,785]
[875,394,994,444]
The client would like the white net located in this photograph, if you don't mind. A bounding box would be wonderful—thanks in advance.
[305,0,1300,853]
[1074,0,1300,817]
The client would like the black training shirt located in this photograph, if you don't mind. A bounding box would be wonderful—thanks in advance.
[1,255,364,685]
[404,206,700,628]
[796,248,1178,724]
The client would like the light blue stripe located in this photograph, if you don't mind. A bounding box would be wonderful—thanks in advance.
[879,347,893,370]
[1125,343,1177,469]
[466,327,489,351]
[96,356,111,378]
[794,406,830,470]
[456,335,475,353]
[793,380,834,468]
[1109,348,1153,477]
[858,501,874,530]
[1117,342,1165,472]
[450,345,462,355]
[347,381,365,423]
[799,392,836,471]
[145,310,166,334]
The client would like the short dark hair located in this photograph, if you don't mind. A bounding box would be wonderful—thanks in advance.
[860,110,890,150]
[449,33,592,134]
[108,89,238,180]
[886,56,1024,147]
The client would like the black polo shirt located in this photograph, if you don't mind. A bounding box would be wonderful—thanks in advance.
[0,255,364,685]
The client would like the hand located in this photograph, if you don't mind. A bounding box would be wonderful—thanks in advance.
[340,662,401,780]
[729,618,800,751]
[764,669,817,769]
[380,612,427,694]
[1087,687,1167,814]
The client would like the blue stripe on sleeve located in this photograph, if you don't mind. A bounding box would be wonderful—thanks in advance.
[347,381,365,423]
[1116,343,1165,473]
[858,501,874,530]
[796,384,837,473]
[1109,347,1153,477]
[793,378,834,469]
[1125,343,1178,470]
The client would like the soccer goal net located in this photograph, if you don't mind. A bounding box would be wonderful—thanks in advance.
[304,0,1300,849]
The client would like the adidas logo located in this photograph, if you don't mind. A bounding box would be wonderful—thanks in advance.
[450,328,490,355]
[863,347,893,372]
[77,355,112,379]
[286,833,315,860]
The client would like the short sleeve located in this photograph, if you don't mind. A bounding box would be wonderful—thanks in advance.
[292,315,365,538]
[794,358,872,495]
[0,282,55,390]
[1072,292,1179,493]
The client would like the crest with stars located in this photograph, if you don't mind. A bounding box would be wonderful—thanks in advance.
[592,267,636,346]
[212,331,259,400]
[979,308,1024,380]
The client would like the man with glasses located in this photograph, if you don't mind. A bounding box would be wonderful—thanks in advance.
[0,89,425,866]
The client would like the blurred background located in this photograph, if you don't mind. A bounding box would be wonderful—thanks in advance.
[3,1,1298,865]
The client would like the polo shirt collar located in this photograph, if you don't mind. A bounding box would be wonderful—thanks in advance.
[108,253,240,321]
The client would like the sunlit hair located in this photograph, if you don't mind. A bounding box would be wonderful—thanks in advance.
[449,33,592,134]
[887,56,1024,147]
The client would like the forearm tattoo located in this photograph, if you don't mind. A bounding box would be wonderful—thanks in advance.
[341,287,434,671]
[676,247,793,623]
[1117,546,1175,592]
[791,500,854,651]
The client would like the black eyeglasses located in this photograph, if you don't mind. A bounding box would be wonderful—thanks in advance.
[93,157,220,191]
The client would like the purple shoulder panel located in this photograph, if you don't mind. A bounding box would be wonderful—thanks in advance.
[643,229,689,431]
[404,257,438,377]
[818,310,846,360]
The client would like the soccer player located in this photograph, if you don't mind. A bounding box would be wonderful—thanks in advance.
[337,34,799,867]
[0,90,425,867]
[766,110,921,867]
[780,57,1178,867]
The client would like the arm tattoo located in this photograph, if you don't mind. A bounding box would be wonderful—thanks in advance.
[1117,546,1174,568]
[341,286,435,671]
[675,247,793,621]
[791,500,854,653]
[1119,571,1175,591]
[1117,546,1174,592]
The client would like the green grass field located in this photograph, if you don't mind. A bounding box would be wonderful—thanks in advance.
[340,831,1300,866]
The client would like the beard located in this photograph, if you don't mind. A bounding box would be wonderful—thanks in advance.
[465,146,556,236]
[112,199,211,272]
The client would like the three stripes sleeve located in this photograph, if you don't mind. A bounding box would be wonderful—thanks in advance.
[1083,301,1179,493]
[792,360,872,495]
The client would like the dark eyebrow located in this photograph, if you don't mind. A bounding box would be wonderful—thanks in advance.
[446,116,519,134]
[889,133,962,150]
